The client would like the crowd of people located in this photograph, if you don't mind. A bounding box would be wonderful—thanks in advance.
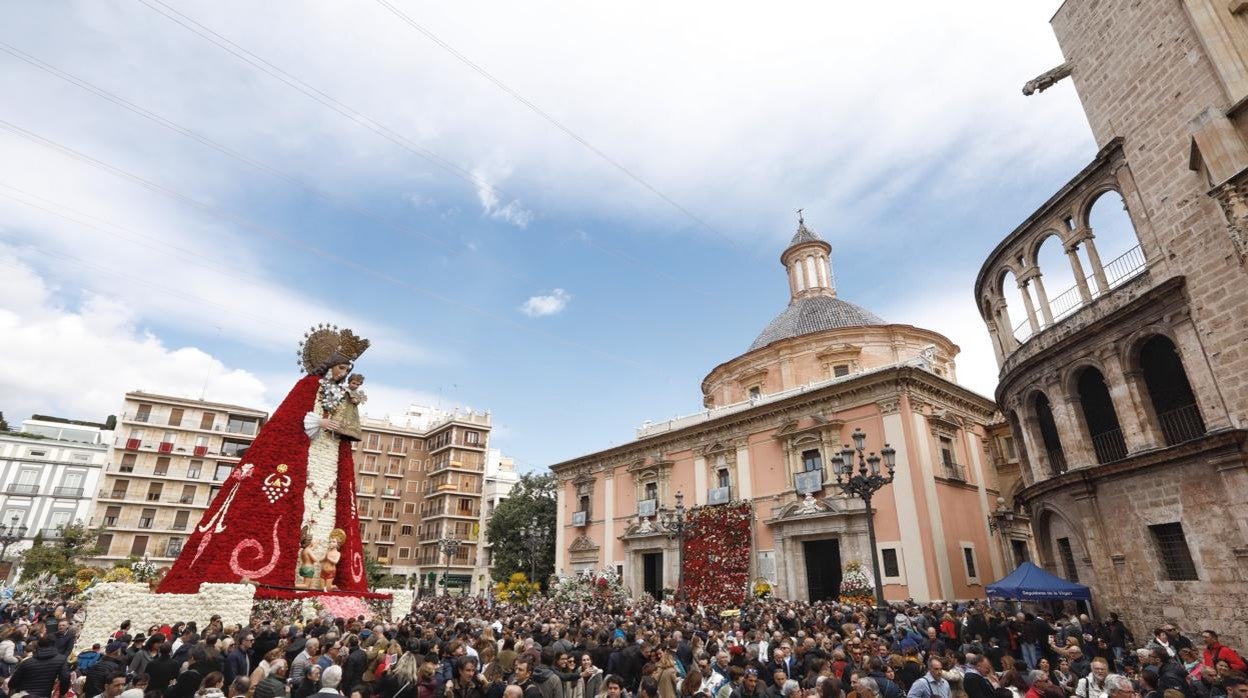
[0,594,1244,698]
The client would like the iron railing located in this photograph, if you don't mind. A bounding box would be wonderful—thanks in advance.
[5,484,39,495]
[941,461,967,481]
[1011,244,1147,344]
[1090,429,1129,464]
[1157,403,1205,446]
[53,487,84,497]
[1047,448,1068,475]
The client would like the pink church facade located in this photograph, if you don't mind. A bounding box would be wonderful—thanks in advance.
[551,220,1006,602]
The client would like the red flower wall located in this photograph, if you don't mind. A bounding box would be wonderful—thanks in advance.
[682,501,752,606]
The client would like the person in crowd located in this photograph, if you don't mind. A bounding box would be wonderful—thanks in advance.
[9,634,72,698]
[1202,633,1247,674]
[256,658,291,698]
[906,660,951,698]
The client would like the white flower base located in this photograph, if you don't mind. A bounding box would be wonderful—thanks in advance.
[81,583,256,647]
[81,584,411,647]
[377,588,414,616]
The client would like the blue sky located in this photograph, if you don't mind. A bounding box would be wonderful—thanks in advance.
[0,1,1114,470]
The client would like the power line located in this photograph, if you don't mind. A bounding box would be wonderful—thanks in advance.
[135,0,505,205]
[371,0,745,252]
[0,118,654,373]
[107,5,730,299]
[0,40,464,255]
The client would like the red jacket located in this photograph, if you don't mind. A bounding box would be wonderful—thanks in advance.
[1204,643,1247,673]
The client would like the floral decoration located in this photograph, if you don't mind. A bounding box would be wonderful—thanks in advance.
[493,572,540,603]
[682,501,752,606]
[549,568,627,605]
[839,560,875,606]
[317,594,370,619]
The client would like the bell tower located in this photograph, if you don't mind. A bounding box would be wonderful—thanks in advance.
[783,210,836,302]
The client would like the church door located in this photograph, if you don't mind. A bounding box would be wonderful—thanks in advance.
[803,539,841,601]
[643,552,663,599]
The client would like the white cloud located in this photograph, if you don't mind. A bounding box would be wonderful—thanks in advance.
[879,288,999,400]
[472,167,534,228]
[520,289,571,317]
[0,254,270,423]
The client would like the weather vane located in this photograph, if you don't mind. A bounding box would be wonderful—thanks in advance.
[796,207,805,225]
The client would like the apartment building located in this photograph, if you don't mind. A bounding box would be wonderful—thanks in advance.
[0,417,110,579]
[353,406,492,594]
[472,448,519,592]
[88,392,267,565]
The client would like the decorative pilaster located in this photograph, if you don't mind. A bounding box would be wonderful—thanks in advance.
[1210,172,1248,264]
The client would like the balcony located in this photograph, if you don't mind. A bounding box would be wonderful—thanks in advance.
[1157,403,1206,446]
[193,446,208,457]
[940,461,967,482]
[377,556,391,565]
[125,438,141,450]
[637,498,657,517]
[5,483,39,495]
[1090,429,1129,464]
[53,486,84,498]
[40,528,63,539]
[572,511,587,527]
[146,492,163,502]
[165,544,183,557]
[171,521,188,531]
[794,469,824,495]
[158,442,174,454]
[707,485,732,505]
[381,488,401,499]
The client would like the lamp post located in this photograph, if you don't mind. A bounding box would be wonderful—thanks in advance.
[831,428,896,629]
[0,515,27,560]
[520,523,549,583]
[987,496,1017,567]
[438,537,461,596]
[661,491,691,604]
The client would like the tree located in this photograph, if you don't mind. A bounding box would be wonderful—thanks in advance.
[0,412,8,431]
[19,522,98,580]
[485,472,556,584]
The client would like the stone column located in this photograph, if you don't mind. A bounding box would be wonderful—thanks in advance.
[996,299,1018,351]
[1171,318,1233,430]
[555,487,568,574]
[1051,392,1095,469]
[986,321,1006,365]
[604,475,616,567]
[1100,350,1155,453]
[1065,243,1094,303]
[1018,279,1041,333]
[1081,234,1111,292]
[1120,368,1164,449]
[1014,411,1046,485]
[1030,273,1055,325]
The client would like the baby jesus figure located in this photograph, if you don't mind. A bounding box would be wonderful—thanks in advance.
[327,373,366,442]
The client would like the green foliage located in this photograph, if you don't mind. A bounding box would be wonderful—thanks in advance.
[18,522,98,580]
[361,554,384,586]
[485,472,556,584]
[0,412,8,431]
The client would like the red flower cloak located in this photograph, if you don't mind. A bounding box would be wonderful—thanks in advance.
[157,374,369,594]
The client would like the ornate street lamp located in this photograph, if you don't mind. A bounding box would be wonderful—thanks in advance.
[519,523,549,583]
[661,491,692,604]
[0,515,28,561]
[437,537,461,596]
[831,428,896,629]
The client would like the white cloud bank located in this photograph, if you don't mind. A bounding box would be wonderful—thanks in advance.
[0,253,270,423]
[520,289,571,317]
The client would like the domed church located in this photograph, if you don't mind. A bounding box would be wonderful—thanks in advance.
[551,218,1013,603]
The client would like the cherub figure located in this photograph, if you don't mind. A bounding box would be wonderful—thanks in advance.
[320,528,346,591]
[297,531,318,589]
[327,373,365,442]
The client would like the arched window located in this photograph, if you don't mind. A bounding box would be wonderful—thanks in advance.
[1138,336,1205,445]
[1088,191,1143,289]
[1075,367,1128,463]
[1032,393,1067,475]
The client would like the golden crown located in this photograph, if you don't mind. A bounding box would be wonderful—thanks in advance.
[297,324,371,374]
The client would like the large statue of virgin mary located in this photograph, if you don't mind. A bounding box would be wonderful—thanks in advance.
[158,325,372,595]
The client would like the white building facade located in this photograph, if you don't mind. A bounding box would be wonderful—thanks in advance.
[473,448,519,593]
[0,418,110,578]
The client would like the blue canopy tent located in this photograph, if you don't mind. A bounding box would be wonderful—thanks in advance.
[986,561,1091,601]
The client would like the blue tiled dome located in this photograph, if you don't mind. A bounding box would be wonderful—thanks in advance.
[748,295,884,351]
